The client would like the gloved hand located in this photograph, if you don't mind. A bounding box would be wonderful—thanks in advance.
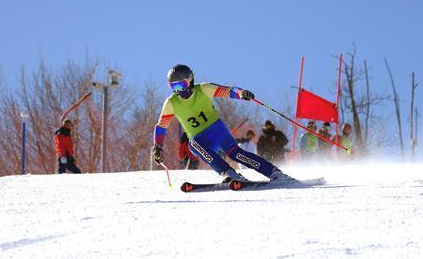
[60,156,67,164]
[240,90,255,101]
[152,144,164,164]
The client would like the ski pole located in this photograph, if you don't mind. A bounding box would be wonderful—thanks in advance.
[252,98,350,152]
[231,117,248,135]
[159,162,173,187]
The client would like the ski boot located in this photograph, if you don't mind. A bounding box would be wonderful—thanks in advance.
[268,168,297,183]
[221,168,248,183]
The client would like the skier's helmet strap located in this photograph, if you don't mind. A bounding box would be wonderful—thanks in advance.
[167,64,194,83]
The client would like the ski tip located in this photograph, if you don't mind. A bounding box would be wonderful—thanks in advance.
[180,182,193,192]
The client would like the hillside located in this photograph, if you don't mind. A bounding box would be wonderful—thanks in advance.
[1,163,423,259]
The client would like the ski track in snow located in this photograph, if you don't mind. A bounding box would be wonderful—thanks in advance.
[1,163,423,259]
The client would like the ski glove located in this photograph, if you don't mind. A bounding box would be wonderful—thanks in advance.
[60,156,67,164]
[240,90,255,101]
[152,144,164,164]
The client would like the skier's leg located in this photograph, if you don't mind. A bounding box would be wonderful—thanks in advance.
[66,161,81,174]
[57,157,66,174]
[213,121,293,180]
[228,147,295,181]
[189,137,243,181]
[188,159,199,170]
[227,146,278,178]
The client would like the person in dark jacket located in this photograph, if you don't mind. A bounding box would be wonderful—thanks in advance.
[257,120,289,164]
[54,119,81,174]
[179,132,200,170]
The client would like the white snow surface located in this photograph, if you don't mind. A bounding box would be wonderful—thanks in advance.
[1,163,423,259]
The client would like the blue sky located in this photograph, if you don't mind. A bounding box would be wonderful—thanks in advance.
[1,0,422,157]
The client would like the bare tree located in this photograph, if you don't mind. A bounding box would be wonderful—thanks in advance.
[384,57,405,159]
[409,72,418,161]
[363,60,371,142]
[0,95,23,175]
[342,45,365,152]
[338,47,391,157]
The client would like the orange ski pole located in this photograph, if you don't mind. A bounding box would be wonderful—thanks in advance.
[159,162,172,187]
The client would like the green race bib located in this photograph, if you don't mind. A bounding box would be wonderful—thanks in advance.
[170,85,220,138]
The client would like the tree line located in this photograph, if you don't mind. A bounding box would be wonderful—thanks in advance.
[0,48,420,176]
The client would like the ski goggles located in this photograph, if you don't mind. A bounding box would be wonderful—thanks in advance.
[169,79,190,92]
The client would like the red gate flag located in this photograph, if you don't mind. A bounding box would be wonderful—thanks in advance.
[296,89,338,123]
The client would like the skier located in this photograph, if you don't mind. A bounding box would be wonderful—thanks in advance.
[236,130,257,169]
[152,64,294,183]
[54,119,81,174]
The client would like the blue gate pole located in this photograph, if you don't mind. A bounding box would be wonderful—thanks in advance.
[20,112,28,175]
[21,120,26,175]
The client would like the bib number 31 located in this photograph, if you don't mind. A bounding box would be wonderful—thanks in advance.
[187,111,208,128]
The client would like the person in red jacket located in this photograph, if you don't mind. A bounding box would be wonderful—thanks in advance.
[54,119,81,174]
[179,132,200,169]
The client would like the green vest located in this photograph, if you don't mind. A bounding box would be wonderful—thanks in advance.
[170,85,220,138]
[341,136,352,154]
[306,133,319,152]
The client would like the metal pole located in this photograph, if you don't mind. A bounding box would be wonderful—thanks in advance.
[21,120,26,175]
[93,70,120,173]
[292,57,304,153]
[101,86,109,173]
[335,54,343,144]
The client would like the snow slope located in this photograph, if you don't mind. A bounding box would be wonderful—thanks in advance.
[1,163,423,259]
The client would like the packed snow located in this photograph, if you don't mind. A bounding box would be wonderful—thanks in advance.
[1,163,423,259]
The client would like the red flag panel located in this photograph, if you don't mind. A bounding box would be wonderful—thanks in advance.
[296,89,338,123]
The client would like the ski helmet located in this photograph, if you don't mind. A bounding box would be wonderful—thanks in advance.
[167,64,194,84]
[167,64,195,98]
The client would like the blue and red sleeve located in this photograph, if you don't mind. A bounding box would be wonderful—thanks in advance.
[200,83,243,99]
[153,125,167,146]
[153,114,175,146]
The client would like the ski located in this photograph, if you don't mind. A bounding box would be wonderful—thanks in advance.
[180,182,230,193]
[181,178,326,192]
[229,177,326,191]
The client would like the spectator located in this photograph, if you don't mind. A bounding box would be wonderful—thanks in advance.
[54,119,81,174]
[300,120,318,159]
[236,130,257,169]
[318,122,332,154]
[179,132,200,170]
[257,120,289,164]
[333,123,353,159]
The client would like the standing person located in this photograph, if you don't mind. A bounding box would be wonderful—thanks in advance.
[236,130,257,169]
[152,64,295,183]
[179,132,200,170]
[333,123,353,159]
[300,121,318,159]
[257,120,289,164]
[54,119,81,174]
[318,122,332,155]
